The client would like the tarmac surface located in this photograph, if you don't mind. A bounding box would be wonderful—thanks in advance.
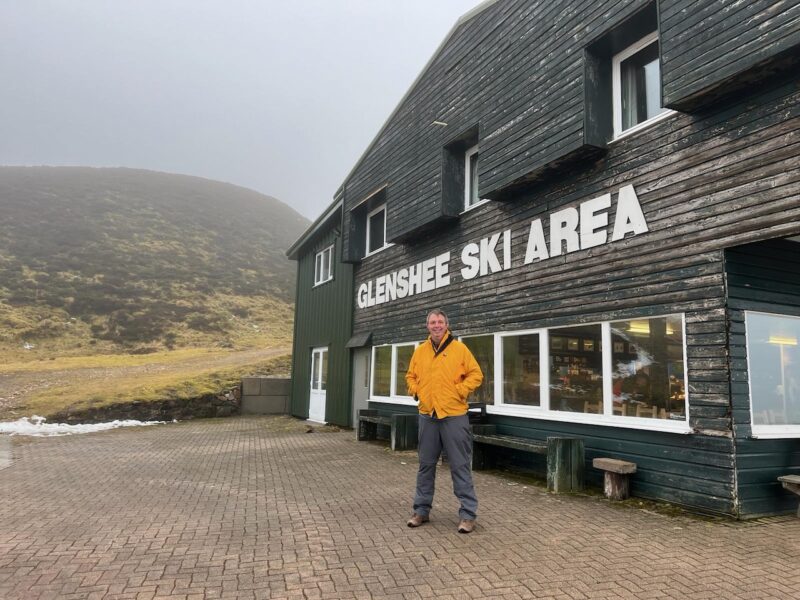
[1,416,799,599]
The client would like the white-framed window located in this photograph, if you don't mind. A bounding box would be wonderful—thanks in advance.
[464,145,487,211]
[313,244,334,286]
[369,342,420,405]
[393,343,416,397]
[461,334,495,405]
[369,315,689,433]
[612,31,673,139]
[365,204,389,256]
[498,329,546,409]
[746,311,800,439]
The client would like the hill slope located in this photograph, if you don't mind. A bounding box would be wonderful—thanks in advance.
[0,166,308,357]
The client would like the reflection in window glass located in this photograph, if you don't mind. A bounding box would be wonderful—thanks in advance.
[746,312,800,426]
[620,40,666,131]
[320,349,328,391]
[394,345,415,397]
[611,315,685,420]
[372,346,391,397]
[367,208,386,254]
[311,351,320,390]
[502,334,540,406]
[462,335,493,404]
[550,325,603,413]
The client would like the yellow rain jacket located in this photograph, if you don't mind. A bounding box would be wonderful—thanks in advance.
[406,331,483,418]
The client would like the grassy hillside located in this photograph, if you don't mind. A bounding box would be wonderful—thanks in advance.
[0,166,308,360]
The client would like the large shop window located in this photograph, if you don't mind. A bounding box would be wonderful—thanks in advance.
[369,315,689,432]
[610,316,686,421]
[501,332,541,407]
[746,312,800,438]
[550,324,603,414]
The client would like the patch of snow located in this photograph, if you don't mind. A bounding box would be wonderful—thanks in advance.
[0,415,169,437]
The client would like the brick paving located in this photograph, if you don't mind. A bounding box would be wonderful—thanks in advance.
[1,416,799,600]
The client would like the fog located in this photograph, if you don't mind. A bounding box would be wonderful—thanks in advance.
[0,0,484,219]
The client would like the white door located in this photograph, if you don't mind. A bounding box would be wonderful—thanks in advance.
[308,347,328,423]
[352,348,370,426]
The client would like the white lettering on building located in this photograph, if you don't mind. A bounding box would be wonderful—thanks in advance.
[357,185,648,308]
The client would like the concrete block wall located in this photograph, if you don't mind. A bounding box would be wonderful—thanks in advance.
[241,377,290,415]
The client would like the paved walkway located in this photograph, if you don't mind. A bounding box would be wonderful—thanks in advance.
[1,417,798,599]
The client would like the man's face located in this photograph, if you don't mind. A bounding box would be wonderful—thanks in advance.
[426,313,448,341]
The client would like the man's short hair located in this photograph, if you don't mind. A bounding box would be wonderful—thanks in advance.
[426,308,449,325]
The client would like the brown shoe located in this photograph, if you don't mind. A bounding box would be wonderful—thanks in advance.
[457,519,475,534]
[407,513,429,527]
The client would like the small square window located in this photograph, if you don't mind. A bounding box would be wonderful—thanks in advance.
[313,244,334,286]
[366,204,388,255]
[612,31,670,138]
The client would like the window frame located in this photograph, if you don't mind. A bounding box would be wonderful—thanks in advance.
[369,342,420,406]
[391,342,417,399]
[460,333,497,405]
[491,315,690,434]
[611,31,674,140]
[313,244,334,287]
[365,204,390,257]
[463,145,488,212]
[366,315,689,434]
[496,329,548,410]
[745,310,800,439]
[310,346,328,392]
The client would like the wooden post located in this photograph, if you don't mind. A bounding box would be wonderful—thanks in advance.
[357,409,378,441]
[778,475,800,517]
[470,424,496,470]
[547,437,585,493]
[593,458,638,500]
[390,414,418,451]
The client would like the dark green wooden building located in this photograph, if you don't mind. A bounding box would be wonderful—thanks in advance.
[286,197,355,427]
[289,0,800,517]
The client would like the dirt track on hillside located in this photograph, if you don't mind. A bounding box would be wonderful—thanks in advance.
[0,347,289,418]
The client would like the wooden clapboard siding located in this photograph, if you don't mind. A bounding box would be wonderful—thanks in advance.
[725,239,800,516]
[341,0,799,256]
[342,0,655,249]
[660,0,800,110]
[289,222,354,427]
[350,65,800,515]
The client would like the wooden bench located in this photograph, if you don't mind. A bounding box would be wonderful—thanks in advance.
[357,409,418,451]
[471,425,584,493]
[593,457,637,500]
[778,474,800,517]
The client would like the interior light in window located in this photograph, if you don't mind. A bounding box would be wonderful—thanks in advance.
[769,336,798,346]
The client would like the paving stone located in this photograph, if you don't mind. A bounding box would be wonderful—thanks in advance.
[1,417,799,599]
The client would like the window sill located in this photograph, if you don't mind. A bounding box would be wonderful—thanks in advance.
[461,198,491,215]
[312,277,334,288]
[611,110,676,143]
[488,404,692,434]
[368,396,416,407]
[750,427,800,439]
[364,243,394,259]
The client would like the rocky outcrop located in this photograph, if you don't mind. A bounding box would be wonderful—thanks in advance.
[50,386,241,424]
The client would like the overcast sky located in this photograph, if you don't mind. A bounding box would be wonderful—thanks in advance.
[0,0,485,220]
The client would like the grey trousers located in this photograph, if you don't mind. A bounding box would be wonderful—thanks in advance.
[413,413,478,520]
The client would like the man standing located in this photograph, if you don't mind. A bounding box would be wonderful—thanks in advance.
[405,308,483,533]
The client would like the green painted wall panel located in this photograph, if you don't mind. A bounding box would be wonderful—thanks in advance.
[290,220,354,427]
